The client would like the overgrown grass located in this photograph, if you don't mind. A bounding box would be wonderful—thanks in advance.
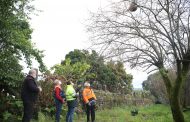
[34,104,190,122]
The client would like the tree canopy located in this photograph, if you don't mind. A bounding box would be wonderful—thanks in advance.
[53,49,133,93]
[0,0,46,94]
[0,0,46,120]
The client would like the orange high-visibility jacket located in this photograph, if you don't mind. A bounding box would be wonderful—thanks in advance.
[82,87,96,104]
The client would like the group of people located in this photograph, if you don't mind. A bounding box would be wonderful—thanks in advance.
[21,69,97,122]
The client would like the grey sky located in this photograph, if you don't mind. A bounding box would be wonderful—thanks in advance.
[29,0,148,88]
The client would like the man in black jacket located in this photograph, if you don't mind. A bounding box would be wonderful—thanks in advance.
[21,69,42,122]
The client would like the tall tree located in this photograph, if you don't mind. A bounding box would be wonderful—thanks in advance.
[86,0,190,121]
[0,0,46,120]
[0,0,46,94]
[59,49,133,93]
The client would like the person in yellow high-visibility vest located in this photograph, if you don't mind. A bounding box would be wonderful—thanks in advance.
[65,81,78,122]
[82,82,97,122]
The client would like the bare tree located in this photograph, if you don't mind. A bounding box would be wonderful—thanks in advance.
[86,0,190,121]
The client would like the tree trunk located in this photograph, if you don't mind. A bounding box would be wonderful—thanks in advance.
[169,91,185,122]
[184,75,190,107]
[181,74,190,108]
[168,60,185,122]
[159,66,185,122]
[182,66,190,107]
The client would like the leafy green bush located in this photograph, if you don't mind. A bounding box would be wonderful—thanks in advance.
[38,81,55,116]
[0,91,23,121]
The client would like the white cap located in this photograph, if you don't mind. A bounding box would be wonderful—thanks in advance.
[84,82,90,87]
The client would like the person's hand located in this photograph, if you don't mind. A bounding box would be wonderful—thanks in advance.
[88,102,91,106]
[90,100,96,105]
[73,93,79,98]
[76,92,79,97]
[61,99,65,104]
[38,86,42,92]
[93,100,96,104]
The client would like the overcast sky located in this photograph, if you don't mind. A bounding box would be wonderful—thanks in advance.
[29,0,148,88]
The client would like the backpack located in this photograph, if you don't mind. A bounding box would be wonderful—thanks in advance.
[53,89,65,99]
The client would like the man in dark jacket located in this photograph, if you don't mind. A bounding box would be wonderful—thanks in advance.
[21,69,42,122]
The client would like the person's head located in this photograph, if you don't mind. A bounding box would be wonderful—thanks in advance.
[66,81,74,86]
[67,81,71,85]
[28,69,37,79]
[54,79,62,86]
[84,82,90,88]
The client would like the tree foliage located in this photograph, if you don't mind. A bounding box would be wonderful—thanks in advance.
[0,0,46,94]
[0,0,46,120]
[52,58,90,81]
[57,49,133,93]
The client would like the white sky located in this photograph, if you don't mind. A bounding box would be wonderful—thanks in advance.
[29,0,148,88]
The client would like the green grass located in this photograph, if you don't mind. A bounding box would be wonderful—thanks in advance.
[34,104,190,122]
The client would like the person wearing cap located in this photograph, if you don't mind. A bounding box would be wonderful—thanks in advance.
[53,79,65,122]
[65,81,77,122]
[82,82,97,122]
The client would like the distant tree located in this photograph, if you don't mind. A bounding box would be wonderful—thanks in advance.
[62,49,86,65]
[143,70,190,107]
[142,72,169,104]
[107,61,133,93]
[86,0,190,121]
[52,58,90,82]
[59,49,133,93]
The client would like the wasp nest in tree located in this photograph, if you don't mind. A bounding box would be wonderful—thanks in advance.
[128,2,138,12]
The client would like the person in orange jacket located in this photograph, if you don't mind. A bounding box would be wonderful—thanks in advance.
[82,82,97,122]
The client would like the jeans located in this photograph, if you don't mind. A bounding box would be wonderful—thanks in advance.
[55,101,62,122]
[22,101,34,122]
[86,104,95,122]
[66,107,75,122]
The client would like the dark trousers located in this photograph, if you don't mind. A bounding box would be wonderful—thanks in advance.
[22,101,34,122]
[55,101,62,122]
[86,104,95,122]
